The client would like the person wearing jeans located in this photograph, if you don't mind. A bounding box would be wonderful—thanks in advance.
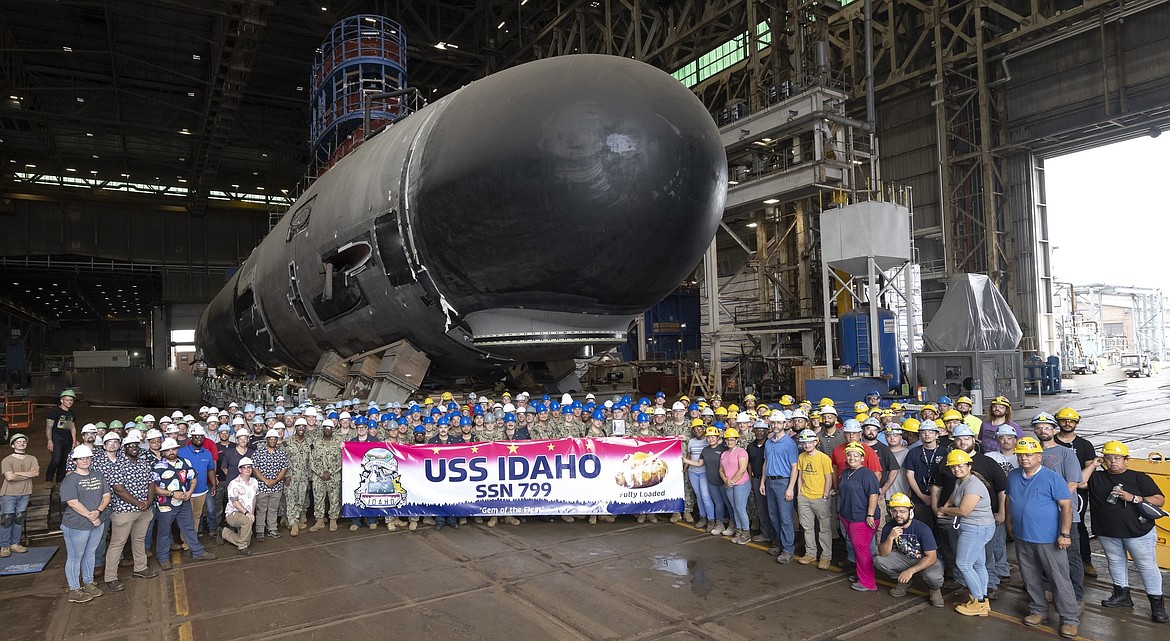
[59,444,110,603]
[939,449,996,617]
[1,433,39,557]
[762,420,799,563]
[1087,440,1168,623]
[718,428,751,544]
[699,426,728,534]
[151,438,216,570]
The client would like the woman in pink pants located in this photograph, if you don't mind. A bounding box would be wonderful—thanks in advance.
[837,443,880,591]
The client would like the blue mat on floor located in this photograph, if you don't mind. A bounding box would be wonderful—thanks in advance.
[0,546,58,576]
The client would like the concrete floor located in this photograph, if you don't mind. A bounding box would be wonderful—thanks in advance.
[2,363,1167,641]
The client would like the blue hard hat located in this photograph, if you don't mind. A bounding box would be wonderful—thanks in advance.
[561,406,573,415]
[423,416,435,425]
[638,397,650,406]
[381,413,394,422]
[621,395,632,404]
[504,412,516,422]
[328,411,339,419]
[459,416,472,427]
[353,416,366,426]
[366,407,378,416]
[244,403,256,413]
[430,407,442,416]
[473,406,484,415]
[938,396,953,405]
[397,418,408,425]
[951,424,976,437]
[655,391,666,398]
[541,394,551,402]
[437,416,450,426]
[591,410,605,421]
[447,402,459,411]
[571,401,582,409]
[533,403,547,413]
[584,402,596,411]
[549,401,561,412]
[636,413,650,423]
[688,403,700,412]
[866,390,881,398]
[712,421,726,431]
[842,419,863,433]
[413,425,426,434]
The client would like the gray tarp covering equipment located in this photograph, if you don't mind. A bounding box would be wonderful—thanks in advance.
[924,274,1022,351]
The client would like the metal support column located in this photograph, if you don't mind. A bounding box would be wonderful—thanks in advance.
[704,238,722,394]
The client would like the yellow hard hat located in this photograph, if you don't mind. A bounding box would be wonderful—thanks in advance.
[869,407,883,416]
[854,413,869,422]
[1101,440,1129,456]
[424,397,434,405]
[744,394,756,401]
[679,395,690,402]
[844,443,866,456]
[727,403,740,414]
[723,427,741,439]
[881,409,893,417]
[888,493,913,508]
[1055,407,1081,422]
[853,401,869,413]
[698,401,709,409]
[890,402,903,411]
[704,426,721,437]
[690,418,705,427]
[899,418,920,433]
[758,407,771,417]
[441,391,453,401]
[714,407,728,416]
[956,396,974,405]
[942,410,963,422]
[819,397,834,407]
[780,395,795,405]
[945,449,973,466]
[1013,437,1043,455]
[920,404,938,414]
[990,396,1011,408]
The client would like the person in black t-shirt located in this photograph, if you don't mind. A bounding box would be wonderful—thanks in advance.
[1053,407,1098,574]
[45,389,79,485]
[1087,440,1167,623]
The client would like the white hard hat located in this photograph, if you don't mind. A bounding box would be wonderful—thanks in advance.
[275,396,285,402]
[145,429,163,440]
[80,423,98,434]
[672,401,685,411]
[791,409,808,419]
[503,403,515,412]
[321,419,335,428]
[769,412,785,422]
[736,412,752,423]
[208,407,220,415]
[264,429,281,439]
[294,418,308,426]
[304,407,318,417]
[183,414,195,423]
[480,396,490,404]
[585,393,596,400]
[188,425,206,437]
[171,410,184,419]
[123,431,143,445]
[653,408,666,415]
[71,444,94,459]
[561,393,573,405]
[165,425,180,434]
[102,432,122,443]
[339,411,351,420]
[159,416,173,425]
[238,456,255,468]
[142,414,156,422]
[232,416,246,426]
[820,405,838,416]
[160,438,179,450]
[234,429,250,440]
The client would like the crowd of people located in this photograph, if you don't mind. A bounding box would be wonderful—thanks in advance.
[0,387,1164,633]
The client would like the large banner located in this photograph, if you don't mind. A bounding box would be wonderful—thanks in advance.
[341,437,684,518]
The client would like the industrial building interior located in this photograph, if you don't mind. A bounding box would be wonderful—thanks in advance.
[1,1,1169,640]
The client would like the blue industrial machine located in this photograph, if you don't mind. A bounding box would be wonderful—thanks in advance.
[838,307,901,391]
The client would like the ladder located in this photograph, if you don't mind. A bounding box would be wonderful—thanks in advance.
[854,322,871,375]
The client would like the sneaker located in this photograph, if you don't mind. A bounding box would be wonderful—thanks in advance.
[349,524,360,532]
[267,531,281,539]
[0,547,8,558]
[1083,563,1097,577]
[192,551,217,561]
[237,547,253,556]
[987,586,1000,600]
[408,520,418,531]
[157,558,172,571]
[636,514,646,523]
[817,558,832,570]
[504,516,521,526]
[1059,624,1079,638]
[104,580,125,592]
[255,533,265,541]
[776,552,793,565]
[850,582,876,592]
[68,589,93,604]
[889,586,908,597]
[487,517,499,527]
[694,518,708,530]
[767,546,781,556]
[1023,613,1046,626]
[797,554,817,565]
[132,568,159,579]
[750,534,769,543]
[734,531,750,545]
[684,512,695,523]
[720,524,735,536]
[955,598,990,617]
[9,544,27,553]
[81,583,103,598]
[709,522,724,535]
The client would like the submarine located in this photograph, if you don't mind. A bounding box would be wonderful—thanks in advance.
[196,54,727,388]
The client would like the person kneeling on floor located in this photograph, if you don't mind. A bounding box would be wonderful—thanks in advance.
[875,492,944,607]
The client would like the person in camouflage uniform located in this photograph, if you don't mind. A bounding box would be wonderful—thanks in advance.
[308,422,343,532]
[283,419,312,536]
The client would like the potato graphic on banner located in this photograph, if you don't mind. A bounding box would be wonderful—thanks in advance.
[615,451,668,489]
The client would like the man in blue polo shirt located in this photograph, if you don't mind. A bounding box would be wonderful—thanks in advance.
[177,426,216,552]
[1005,436,1077,638]
[761,418,799,564]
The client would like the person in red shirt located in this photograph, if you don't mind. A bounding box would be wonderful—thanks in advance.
[831,419,881,479]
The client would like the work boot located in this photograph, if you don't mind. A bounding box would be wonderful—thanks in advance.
[10,543,26,553]
[797,554,817,565]
[694,518,708,530]
[1150,595,1168,623]
[817,558,832,570]
[349,523,360,532]
[1083,562,1097,577]
[1102,585,1133,608]
[1023,613,1045,626]
[329,519,338,531]
[487,517,498,527]
[0,547,8,558]
[1059,623,1079,638]
[408,519,418,531]
[68,589,93,604]
[290,523,299,536]
[955,598,990,617]
[889,585,908,597]
[309,519,325,532]
[637,514,647,523]
[708,520,724,535]
[560,516,575,523]
[670,513,681,523]
[82,583,104,598]
[504,516,521,526]
[588,515,597,524]
[600,515,616,523]
[683,512,694,523]
[929,588,945,607]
